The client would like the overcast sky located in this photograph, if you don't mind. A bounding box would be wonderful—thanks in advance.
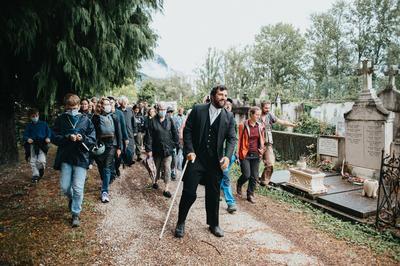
[151,0,344,76]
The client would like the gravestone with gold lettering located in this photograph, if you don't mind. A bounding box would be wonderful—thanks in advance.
[344,60,394,179]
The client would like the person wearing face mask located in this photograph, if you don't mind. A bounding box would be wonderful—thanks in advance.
[52,93,96,227]
[91,97,123,203]
[23,108,52,183]
[174,85,237,238]
[144,102,179,198]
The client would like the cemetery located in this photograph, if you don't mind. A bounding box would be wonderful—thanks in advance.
[233,60,400,228]
[2,0,400,264]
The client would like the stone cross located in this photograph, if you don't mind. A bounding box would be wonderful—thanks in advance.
[384,65,399,89]
[358,59,374,92]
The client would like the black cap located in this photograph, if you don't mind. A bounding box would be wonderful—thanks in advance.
[167,107,174,113]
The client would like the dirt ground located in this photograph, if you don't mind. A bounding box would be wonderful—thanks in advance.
[0,151,398,265]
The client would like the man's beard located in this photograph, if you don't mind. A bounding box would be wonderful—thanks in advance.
[214,99,226,109]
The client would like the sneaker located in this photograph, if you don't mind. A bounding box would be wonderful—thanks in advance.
[163,191,172,198]
[152,183,159,189]
[88,164,93,170]
[101,192,110,203]
[227,204,237,214]
[68,198,72,211]
[31,176,39,183]
[116,169,121,177]
[171,172,176,181]
[39,168,45,178]
[72,215,80,227]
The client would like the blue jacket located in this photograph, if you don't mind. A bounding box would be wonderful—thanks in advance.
[52,113,96,170]
[23,120,52,142]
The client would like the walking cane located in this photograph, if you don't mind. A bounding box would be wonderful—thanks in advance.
[159,158,194,240]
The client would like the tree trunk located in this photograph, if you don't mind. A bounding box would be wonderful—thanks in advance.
[0,100,18,165]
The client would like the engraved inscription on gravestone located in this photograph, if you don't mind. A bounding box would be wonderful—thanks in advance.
[318,137,338,157]
[346,121,384,170]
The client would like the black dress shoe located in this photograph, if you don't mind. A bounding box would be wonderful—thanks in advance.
[39,168,44,178]
[209,226,224,237]
[163,191,172,198]
[174,223,185,238]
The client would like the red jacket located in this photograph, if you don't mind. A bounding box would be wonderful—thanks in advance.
[238,119,265,160]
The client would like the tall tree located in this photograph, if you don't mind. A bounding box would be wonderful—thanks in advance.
[222,46,259,99]
[348,0,400,64]
[253,23,305,99]
[306,1,355,99]
[0,0,162,164]
[195,48,223,97]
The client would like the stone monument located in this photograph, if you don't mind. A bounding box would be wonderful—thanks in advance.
[344,60,394,179]
[378,65,400,155]
[288,168,327,195]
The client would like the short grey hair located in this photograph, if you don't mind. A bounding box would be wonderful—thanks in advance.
[119,96,129,104]
[157,101,167,110]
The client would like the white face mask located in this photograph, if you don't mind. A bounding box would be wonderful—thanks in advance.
[67,109,79,116]
[104,105,112,113]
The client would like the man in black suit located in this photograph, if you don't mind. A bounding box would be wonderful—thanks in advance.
[175,85,237,238]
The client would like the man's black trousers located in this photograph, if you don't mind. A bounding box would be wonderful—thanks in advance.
[177,159,222,226]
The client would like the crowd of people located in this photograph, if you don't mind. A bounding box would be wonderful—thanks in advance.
[23,86,295,236]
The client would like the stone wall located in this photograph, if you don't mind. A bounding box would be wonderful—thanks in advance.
[272,130,318,162]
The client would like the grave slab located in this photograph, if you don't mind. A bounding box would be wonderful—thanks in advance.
[316,190,377,218]
[269,170,290,186]
[323,175,363,195]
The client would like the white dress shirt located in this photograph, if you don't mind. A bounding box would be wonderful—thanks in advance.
[209,103,222,125]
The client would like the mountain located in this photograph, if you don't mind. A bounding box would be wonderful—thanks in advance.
[139,54,177,80]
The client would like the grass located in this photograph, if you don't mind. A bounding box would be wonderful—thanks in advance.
[229,161,400,261]
[257,185,400,261]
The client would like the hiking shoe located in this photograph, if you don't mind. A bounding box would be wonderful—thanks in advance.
[152,183,159,190]
[39,168,45,178]
[101,192,110,203]
[72,215,80,227]
[227,204,237,214]
[31,176,39,183]
[247,193,256,204]
[163,191,172,198]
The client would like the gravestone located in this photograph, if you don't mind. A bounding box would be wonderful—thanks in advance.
[378,65,400,155]
[344,60,394,179]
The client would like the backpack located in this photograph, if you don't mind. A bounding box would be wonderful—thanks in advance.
[99,114,115,138]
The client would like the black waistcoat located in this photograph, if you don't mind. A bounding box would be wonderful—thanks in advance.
[199,112,221,166]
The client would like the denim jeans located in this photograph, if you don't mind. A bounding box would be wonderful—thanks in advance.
[221,154,236,206]
[95,146,115,193]
[60,163,87,216]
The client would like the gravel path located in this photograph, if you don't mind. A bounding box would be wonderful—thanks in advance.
[92,162,399,265]
[94,163,321,265]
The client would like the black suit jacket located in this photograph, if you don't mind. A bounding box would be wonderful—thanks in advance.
[183,103,237,163]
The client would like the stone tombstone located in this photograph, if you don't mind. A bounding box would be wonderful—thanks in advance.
[344,60,394,179]
[378,65,400,155]
[318,137,338,157]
